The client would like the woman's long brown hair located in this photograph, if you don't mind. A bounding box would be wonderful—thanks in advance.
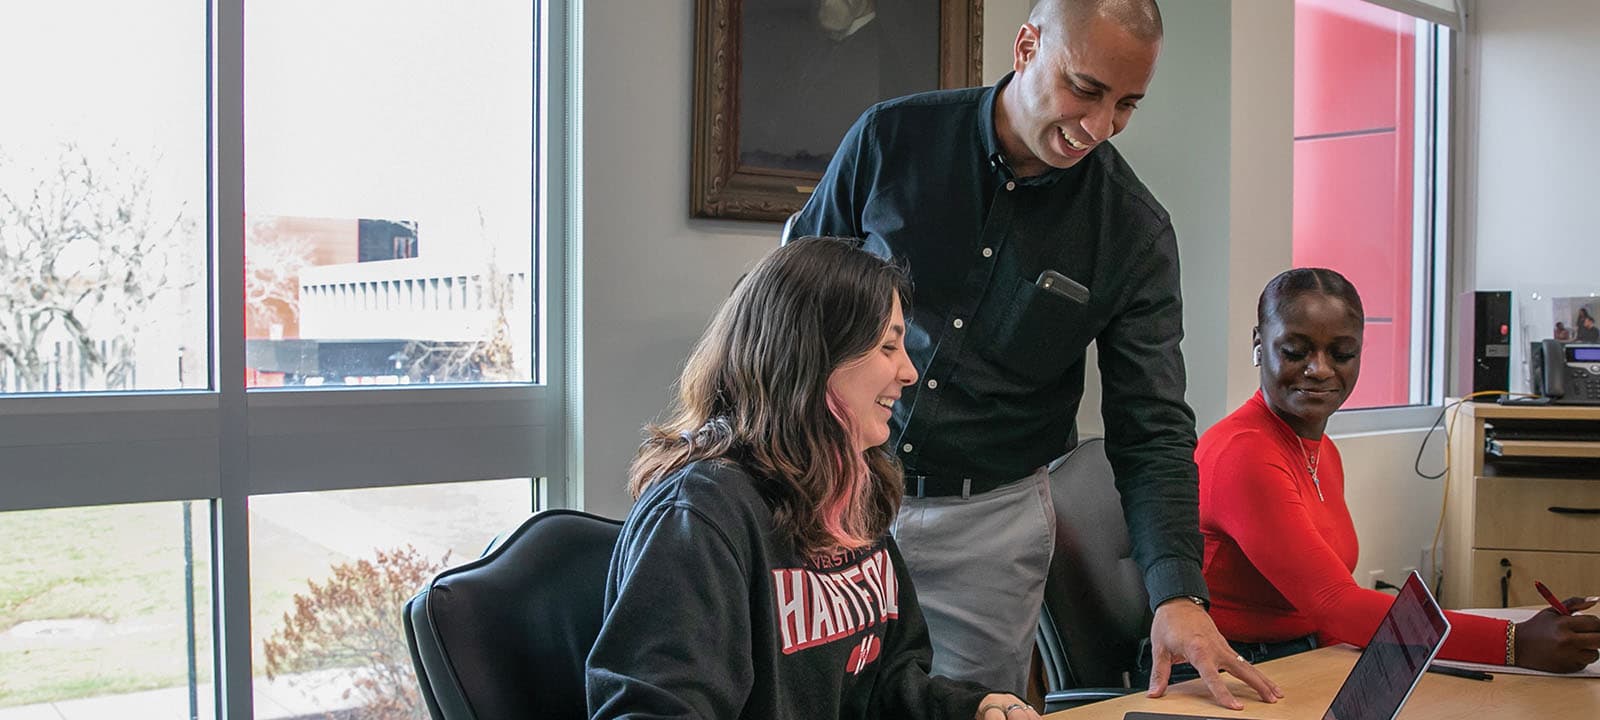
[628,237,911,557]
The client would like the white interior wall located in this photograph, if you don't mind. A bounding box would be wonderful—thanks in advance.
[1467,0,1600,293]
[577,0,776,518]
[1334,427,1448,590]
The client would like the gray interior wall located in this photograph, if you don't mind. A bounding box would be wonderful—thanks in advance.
[983,0,1030,83]
[1225,0,1294,410]
[1112,0,1234,431]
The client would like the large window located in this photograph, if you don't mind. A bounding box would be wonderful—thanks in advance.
[0,1,570,718]
[1293,0,1453,410]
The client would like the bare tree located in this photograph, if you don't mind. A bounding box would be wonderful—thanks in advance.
[0,144,199,391]
[400,257,520,383]
[400,213,521,383]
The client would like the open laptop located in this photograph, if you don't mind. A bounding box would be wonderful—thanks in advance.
[1126,570,1452,720]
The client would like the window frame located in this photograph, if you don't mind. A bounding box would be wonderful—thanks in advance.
[1306,2,1457,435]
[0,1,573,717]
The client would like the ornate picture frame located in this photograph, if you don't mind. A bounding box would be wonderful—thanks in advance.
[691,0,984,222]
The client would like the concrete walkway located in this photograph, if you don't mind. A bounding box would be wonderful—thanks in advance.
[0,667,368,720]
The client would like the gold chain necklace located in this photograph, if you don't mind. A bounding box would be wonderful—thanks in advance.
[1299,440,1324,502]
[1275,416,1325,502]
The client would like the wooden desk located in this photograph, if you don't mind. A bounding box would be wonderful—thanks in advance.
[1043,645,1599,719]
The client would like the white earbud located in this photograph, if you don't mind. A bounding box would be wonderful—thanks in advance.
[1252,345,1261,367]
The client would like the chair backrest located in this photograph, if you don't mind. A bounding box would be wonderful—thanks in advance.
[1037,437,1152,691]
[404,509,624,720]
[780,211,800,245]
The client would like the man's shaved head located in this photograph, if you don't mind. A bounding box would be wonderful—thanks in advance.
[996,0,1162,175]
[1029,0,1163,44]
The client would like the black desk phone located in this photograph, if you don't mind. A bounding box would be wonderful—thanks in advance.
[1530,339,1600,404]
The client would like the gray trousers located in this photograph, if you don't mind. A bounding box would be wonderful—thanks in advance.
[891,468,1055,694]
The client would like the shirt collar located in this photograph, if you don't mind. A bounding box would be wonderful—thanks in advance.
[979,72,1012,176]
[981,71,1081,187]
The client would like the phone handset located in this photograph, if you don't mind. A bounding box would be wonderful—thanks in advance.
[1540,338,1568,399]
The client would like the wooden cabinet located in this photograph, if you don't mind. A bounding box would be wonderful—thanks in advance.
[1441,402,1600,608]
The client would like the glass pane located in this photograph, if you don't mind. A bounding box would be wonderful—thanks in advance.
[0,2,208,394]
[0,501,214,716]
[1293,0,1427,410]
[244,1,536,388]
[248,478,534,719]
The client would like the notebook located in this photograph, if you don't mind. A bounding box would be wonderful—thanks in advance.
[1125,570,1452,720]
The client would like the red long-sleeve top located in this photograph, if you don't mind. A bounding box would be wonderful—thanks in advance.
[1197,391,1508,664]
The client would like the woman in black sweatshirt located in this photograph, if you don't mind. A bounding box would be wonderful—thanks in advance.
[585,237,1040,720]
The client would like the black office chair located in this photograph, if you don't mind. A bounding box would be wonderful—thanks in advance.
[404,509,624,720]
[1036,437,1153,712]
[780,211,801,245]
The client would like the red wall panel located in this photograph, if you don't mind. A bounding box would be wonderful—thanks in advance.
[1293,0,1417,409]
[1345,321,1405,409]
[1294,0,1411,138]
[1292,133,1411,320]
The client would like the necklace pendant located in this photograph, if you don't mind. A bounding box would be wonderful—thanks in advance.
[1312,473,1325,502]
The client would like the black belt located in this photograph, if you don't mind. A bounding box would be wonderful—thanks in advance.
[904,474,1017,498]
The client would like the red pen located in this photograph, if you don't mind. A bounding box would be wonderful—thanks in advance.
[1534,580,1574,616]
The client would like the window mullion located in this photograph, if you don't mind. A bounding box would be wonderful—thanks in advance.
[212,0,253,717]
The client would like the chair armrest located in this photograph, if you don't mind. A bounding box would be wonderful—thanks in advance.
[1042,687,1140,713]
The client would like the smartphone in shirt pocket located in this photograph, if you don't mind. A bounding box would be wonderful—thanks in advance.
[1036,269,1091,305]
[980,269,1093,383]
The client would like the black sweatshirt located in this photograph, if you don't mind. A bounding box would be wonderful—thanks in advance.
[585,458,992,719]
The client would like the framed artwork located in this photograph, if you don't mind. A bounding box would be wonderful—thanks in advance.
[691,0,984,222]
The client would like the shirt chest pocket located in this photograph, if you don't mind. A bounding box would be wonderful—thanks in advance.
[978,275,1094,384]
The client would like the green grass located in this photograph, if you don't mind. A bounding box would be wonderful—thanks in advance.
[0,480,530,709]
[0,503,216,707]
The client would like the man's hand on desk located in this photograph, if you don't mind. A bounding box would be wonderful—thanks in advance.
[1147,597,1284,711]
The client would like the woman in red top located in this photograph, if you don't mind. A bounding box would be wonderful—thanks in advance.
[1197,268,1600,672]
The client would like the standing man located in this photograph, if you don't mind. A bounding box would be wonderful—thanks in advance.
[789,0,1282,710]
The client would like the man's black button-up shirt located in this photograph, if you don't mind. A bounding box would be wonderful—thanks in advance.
[790,74,1205,607]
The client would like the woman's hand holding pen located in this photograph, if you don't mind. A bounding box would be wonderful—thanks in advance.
[1514,595,1600,673]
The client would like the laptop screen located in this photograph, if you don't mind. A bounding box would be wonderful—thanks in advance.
[1321,571,1452,720]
